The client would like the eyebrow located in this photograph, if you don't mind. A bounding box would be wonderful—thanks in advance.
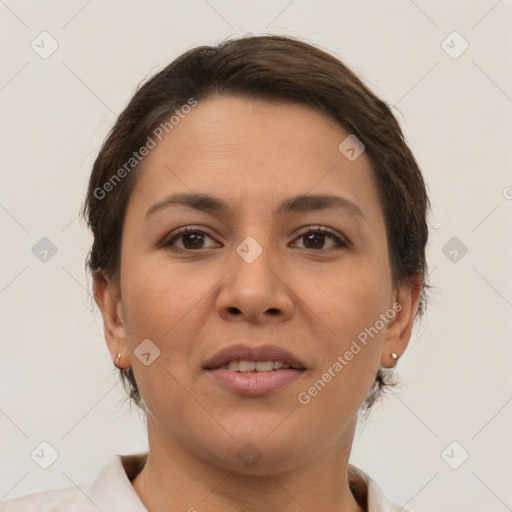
[145,192,364,220]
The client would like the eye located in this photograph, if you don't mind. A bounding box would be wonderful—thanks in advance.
[290,226,348,251]
[161,226,221,251]
[161,225,349,253]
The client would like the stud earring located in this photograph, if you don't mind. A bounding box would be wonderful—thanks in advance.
[114,353,122,368]
[391,352,399,361]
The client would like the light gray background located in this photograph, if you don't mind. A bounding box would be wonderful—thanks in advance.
[1,1,511,511]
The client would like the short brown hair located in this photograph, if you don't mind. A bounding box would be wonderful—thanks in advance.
[82,34,430,413]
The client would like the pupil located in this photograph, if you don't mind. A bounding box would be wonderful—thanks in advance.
[305,232,324,249]
[183,233,203,249]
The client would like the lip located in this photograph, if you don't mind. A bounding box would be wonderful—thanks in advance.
[206,368,305,395]
[202,344,307,370]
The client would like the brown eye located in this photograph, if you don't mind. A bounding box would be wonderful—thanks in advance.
[292,227,348,251]
[179,232,206,250]
[163,226,220,251]
[303,232,328,250]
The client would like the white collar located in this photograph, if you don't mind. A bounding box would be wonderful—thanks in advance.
[84,453,409,512]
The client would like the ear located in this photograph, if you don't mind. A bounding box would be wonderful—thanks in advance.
[93,270,130,368]
[381,272,423,368]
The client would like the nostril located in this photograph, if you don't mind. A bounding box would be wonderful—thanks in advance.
[227,307,241,315]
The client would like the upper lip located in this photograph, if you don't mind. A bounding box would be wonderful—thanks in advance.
[203,344,306,370]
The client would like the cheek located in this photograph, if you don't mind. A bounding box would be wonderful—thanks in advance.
[122,263,209,341]
[296,265,389,406]
[304,261,390,347]
[120,253,225,386]
[119,258,213,418]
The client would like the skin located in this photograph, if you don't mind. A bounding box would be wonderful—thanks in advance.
[95,95,422,512]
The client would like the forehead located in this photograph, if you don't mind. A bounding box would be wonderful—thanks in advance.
[160,95,350,166]
[129,95,382,223]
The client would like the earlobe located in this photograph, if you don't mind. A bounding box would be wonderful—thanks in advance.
[93,270,129,368]
[381,273,423,368]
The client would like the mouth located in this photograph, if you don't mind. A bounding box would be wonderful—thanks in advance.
[208,360,304,372]
[203,344,306,395]
[203,343,306,371]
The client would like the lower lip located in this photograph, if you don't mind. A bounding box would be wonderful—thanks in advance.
[206,369,305,395]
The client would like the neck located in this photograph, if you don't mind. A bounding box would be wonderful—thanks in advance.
[132,415,364,512]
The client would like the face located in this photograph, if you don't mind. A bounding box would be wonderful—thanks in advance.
[97,95,420,474]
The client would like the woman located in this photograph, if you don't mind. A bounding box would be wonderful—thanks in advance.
[3,34,429,511]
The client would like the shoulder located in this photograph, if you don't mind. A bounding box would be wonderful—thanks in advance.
[348,464,414,512]
[1,453,148,512]
[0,485,95,511]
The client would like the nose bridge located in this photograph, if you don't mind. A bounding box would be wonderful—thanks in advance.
[232,232,276,293]
[216,230,293,322]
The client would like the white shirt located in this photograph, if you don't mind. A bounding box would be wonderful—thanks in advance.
[1,453,411,511]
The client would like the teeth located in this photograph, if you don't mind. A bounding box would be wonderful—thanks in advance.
[256,361,274,372]
[227,361,239,371]
[219,360,292,372]
[239,361,256,372]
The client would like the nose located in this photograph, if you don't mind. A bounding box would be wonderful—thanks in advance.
[216,238,294,324]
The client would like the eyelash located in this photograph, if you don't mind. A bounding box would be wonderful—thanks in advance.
[161,225,349,252]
